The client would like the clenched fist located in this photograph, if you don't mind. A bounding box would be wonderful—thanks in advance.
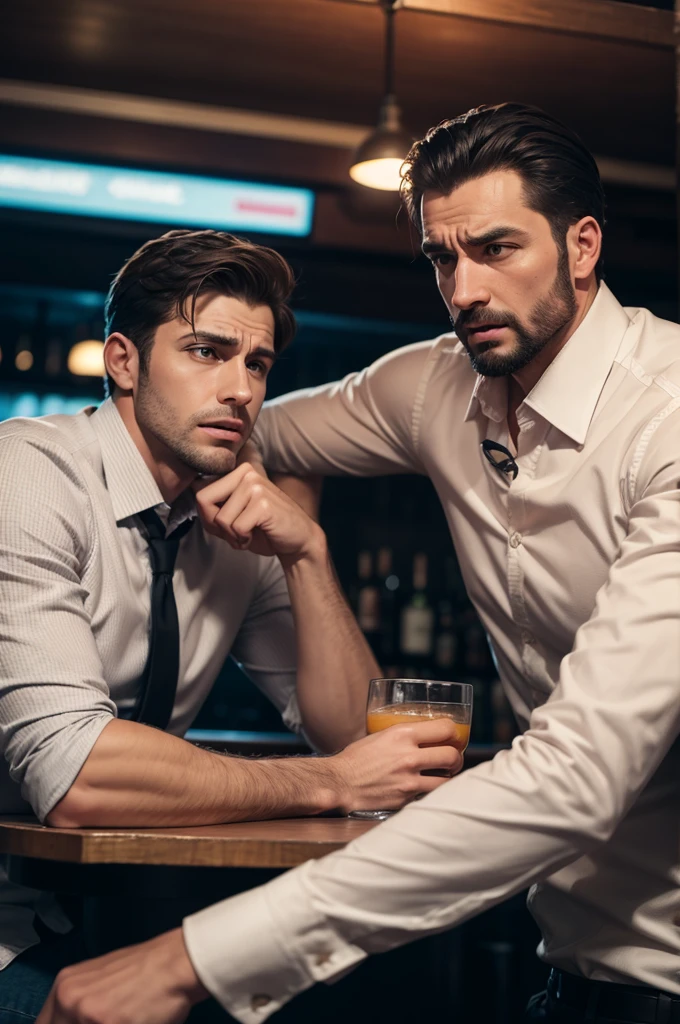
[36,928,206,1024]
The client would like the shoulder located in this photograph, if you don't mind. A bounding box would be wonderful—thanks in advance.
[359,332,469,385]
[618,307,680,398]
[614,309,680,501]
[337,332,474,419]
[0,410,97,467]
[0,414,96,531]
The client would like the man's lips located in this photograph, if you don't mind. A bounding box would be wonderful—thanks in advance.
[198,420,244,441]
[464,324,508,343]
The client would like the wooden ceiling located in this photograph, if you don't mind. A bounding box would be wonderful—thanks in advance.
[0,0,675,268]
[0,0,674,164]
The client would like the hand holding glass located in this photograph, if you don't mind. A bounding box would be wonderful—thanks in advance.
[349,678,473,820]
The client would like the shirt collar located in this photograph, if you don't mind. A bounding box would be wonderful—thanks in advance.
[463,373,507,425]
[89,398,196,524]
[463,283,632,445]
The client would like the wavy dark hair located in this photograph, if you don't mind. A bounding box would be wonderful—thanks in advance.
[104,229,296,394]
[401,102,605,278]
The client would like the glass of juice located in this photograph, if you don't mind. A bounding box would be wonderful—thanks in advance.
[349,678,473,821]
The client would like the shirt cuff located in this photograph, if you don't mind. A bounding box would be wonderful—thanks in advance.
[182,863,366,1023]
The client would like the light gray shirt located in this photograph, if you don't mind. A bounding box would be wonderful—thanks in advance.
[0,397,299,967]
[183,283,680,1022]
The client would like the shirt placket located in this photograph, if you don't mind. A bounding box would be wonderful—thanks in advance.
[506,410,549,700]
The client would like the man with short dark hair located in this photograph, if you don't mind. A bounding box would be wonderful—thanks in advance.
[0,229,461,1022]
[38,105,680,1024]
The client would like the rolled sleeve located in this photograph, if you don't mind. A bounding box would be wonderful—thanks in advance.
[0,437,116,820]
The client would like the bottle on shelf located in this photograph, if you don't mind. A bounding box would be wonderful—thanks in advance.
[433,598,458,676]
[376,546,399,665]
[353,550,380,640]
[399,552,435,674]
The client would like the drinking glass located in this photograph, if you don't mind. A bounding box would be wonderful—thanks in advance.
[348,678,473,821]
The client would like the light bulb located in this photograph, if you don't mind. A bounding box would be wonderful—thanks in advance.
[349,157,406,191]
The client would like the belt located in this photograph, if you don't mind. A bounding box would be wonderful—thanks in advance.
[548,968,680,1024]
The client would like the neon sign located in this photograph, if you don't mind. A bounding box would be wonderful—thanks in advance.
[0,154,314,237]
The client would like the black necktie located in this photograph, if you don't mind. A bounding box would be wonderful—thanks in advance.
[134,508,194,730]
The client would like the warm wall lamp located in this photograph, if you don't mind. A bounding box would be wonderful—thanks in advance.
[349,0,411,191]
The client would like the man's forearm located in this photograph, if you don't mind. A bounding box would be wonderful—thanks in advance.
[271,473,323,522]
[281,531,380,753]
[46,719,341,828]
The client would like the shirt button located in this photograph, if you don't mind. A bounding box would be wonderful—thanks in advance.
[315,952,333,967]
[251,995,272,1011]
[522,630,536,646]
[509,531,523,548]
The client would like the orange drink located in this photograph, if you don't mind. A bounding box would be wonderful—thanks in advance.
[367,701,471,752]
[349,679,473,820]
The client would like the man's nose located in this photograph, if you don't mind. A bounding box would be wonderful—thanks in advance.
[448,258,490,312]
[216,360,252,407]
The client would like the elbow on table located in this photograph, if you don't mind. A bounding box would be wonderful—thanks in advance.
[45,780,97,829]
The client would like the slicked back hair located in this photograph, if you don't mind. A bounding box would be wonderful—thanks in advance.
[401,103,605,278]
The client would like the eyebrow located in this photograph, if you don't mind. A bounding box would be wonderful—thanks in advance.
[178,330,277,361]
[421,225,529,255]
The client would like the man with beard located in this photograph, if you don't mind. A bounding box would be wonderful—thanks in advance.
[37,105,680,1024]
[0,229,463,1022]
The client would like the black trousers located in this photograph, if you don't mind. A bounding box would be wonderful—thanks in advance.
[524,973,680,1024]
[525,990,585,1023]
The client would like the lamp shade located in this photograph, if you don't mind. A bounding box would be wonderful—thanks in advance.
[349,96,411,191]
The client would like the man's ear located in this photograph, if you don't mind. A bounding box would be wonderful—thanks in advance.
[104,333,140,394]
[567,216,602,283]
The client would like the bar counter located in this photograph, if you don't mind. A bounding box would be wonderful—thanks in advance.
[0,814,376,869]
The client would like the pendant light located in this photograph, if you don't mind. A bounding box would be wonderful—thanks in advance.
[349,0,411,191]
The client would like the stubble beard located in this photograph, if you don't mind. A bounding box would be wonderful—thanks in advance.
[456,246,578,379]
[135,375,240,478]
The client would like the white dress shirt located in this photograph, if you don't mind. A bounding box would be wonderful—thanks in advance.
[183,283,680,1022]
[0,398,299,967]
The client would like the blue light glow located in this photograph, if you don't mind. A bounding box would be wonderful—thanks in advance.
[0,392,100,421]
[0,155,314,237]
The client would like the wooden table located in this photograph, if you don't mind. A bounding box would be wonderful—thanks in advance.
[0,814,377,870]
[0,815,380,943]
[0,814,461,1023]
